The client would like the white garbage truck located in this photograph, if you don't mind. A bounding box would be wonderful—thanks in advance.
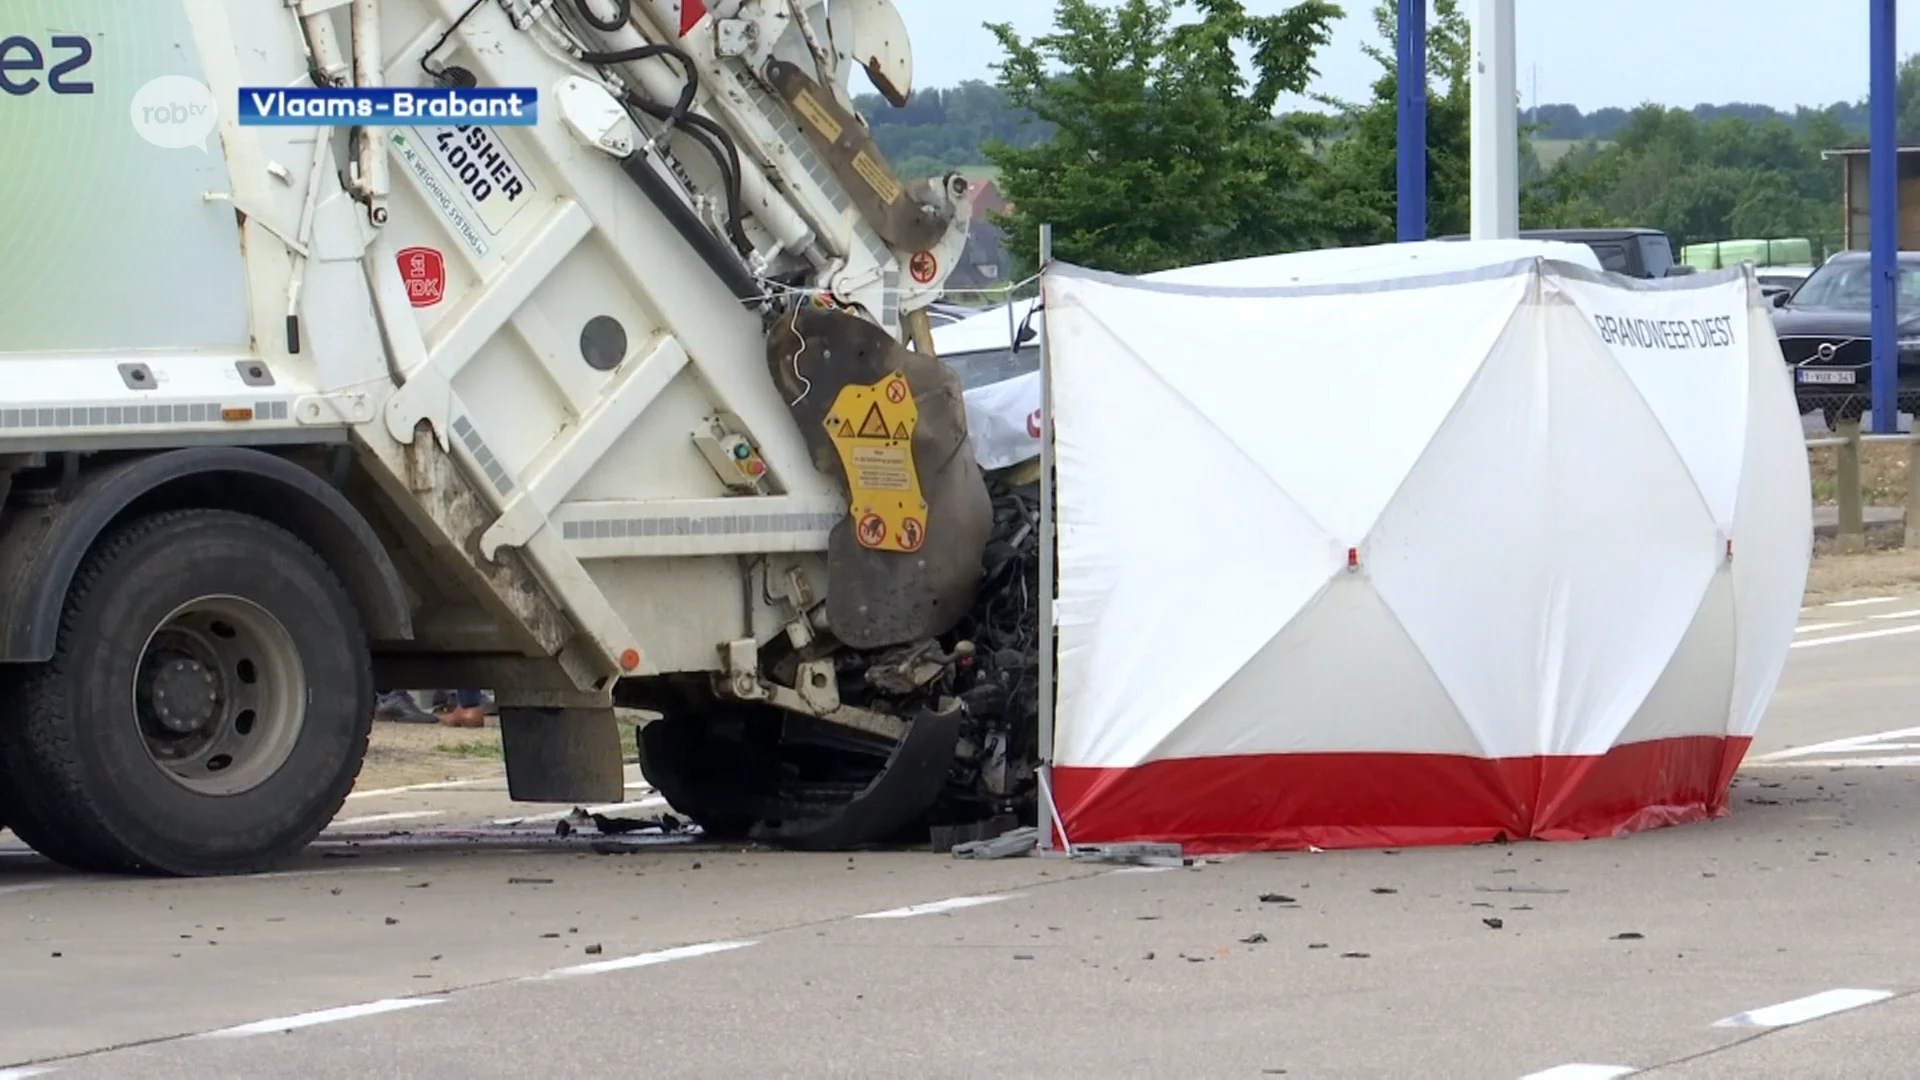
[0,0,1041,874]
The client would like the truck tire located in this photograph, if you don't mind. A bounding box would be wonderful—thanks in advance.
[635,714,766,842]
[0,509,373,876]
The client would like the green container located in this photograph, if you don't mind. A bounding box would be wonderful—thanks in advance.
[1681,243,1722,270]
[1681,238,1815,270]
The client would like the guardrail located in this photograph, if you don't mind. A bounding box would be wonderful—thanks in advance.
[1808,419,1920,552]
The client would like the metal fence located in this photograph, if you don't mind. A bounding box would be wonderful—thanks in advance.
[1809,419,1920,553]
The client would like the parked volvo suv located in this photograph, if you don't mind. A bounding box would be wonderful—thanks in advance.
[1770,250,1920,426]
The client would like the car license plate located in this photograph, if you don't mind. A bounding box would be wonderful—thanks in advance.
[1797,369,1857,385]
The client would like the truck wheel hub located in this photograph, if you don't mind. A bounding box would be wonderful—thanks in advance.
[149,656,220,733]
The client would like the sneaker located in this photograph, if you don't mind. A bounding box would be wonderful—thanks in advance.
[376,691,437,724]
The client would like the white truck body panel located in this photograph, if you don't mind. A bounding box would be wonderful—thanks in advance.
[0,0,970,678]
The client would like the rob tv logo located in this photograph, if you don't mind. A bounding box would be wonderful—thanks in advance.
[130,75,218,152]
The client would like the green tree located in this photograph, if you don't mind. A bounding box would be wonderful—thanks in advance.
[1524,104,1844,250]
[1306,0,1473,243]
[855,82,1054,177]
[1896,54,1920,140]
[980,0,1342,277]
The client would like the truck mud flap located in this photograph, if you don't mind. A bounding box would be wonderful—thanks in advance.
[761,703,963,851]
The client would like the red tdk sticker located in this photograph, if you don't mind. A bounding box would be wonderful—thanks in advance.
[398,246,446,308]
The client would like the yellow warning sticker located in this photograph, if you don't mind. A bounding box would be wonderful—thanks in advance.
[790,89,844,144]
[823,372,925,553]
[851,150,903,205]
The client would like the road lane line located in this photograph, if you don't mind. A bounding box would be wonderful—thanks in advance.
[1519,1067,1635,1080]
[1823,596,1901,607]
[241,866,404,881]
[1744,755,1920,769]
[329,811,445,828]
[1790,623,1920,649]
[346,778,500,800]
[0,883,58,897]
[540,940,757,978]
[198,997,445,1038]
[1747,725,1920,762]
[0,1066,58,1078]
[1869,609,1920,620]
[854,894,1020,919]
[1713,988,1893,1028]
[1794,621,1860,633]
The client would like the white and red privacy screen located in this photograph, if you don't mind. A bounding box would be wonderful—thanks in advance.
[1043,251,1810,853]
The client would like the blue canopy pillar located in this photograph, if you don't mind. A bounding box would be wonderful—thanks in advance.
[1871,0,1899,433]
[1396,0,1427,241]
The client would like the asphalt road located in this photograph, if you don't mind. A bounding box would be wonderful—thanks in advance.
[4,595,1920,1079]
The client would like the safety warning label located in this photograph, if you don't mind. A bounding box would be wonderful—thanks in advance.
[823,373,927,553]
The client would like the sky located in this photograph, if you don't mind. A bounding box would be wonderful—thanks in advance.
[892,0,1920,113]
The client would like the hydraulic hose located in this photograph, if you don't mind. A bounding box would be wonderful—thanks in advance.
[617,149,763,304]
[572,0,632,32]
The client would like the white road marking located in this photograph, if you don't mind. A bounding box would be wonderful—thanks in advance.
[1714,988,1893,1028]
[199,997,445,1038]
[0,883,58,897]
[1790,623,1920,649]
[346,777,500,800]
[1745,755,1920,769]
[1746,725,1920,762]
[1795,621,1860,633]
[242,866,404,881]
[1519,1066,1635,1080]
[0,1066,58,1078]
[540,940,757,978]
[854,894,1019,919]
[329,811,445,828]
[489,798,669,827]
[1823,596,1901,608]
[1869,609,1920,620]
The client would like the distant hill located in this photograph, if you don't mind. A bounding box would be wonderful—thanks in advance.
[1522,101,1870,141]
[854,84,1872,177]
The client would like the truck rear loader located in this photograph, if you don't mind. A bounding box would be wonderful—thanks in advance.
[0,0,1042,874]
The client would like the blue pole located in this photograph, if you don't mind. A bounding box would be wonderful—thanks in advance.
[1870,0,1898,434]
[1396,0,1427,242]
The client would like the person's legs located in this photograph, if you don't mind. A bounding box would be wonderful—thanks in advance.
[375,689,436,724]
[439,690,488,728]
